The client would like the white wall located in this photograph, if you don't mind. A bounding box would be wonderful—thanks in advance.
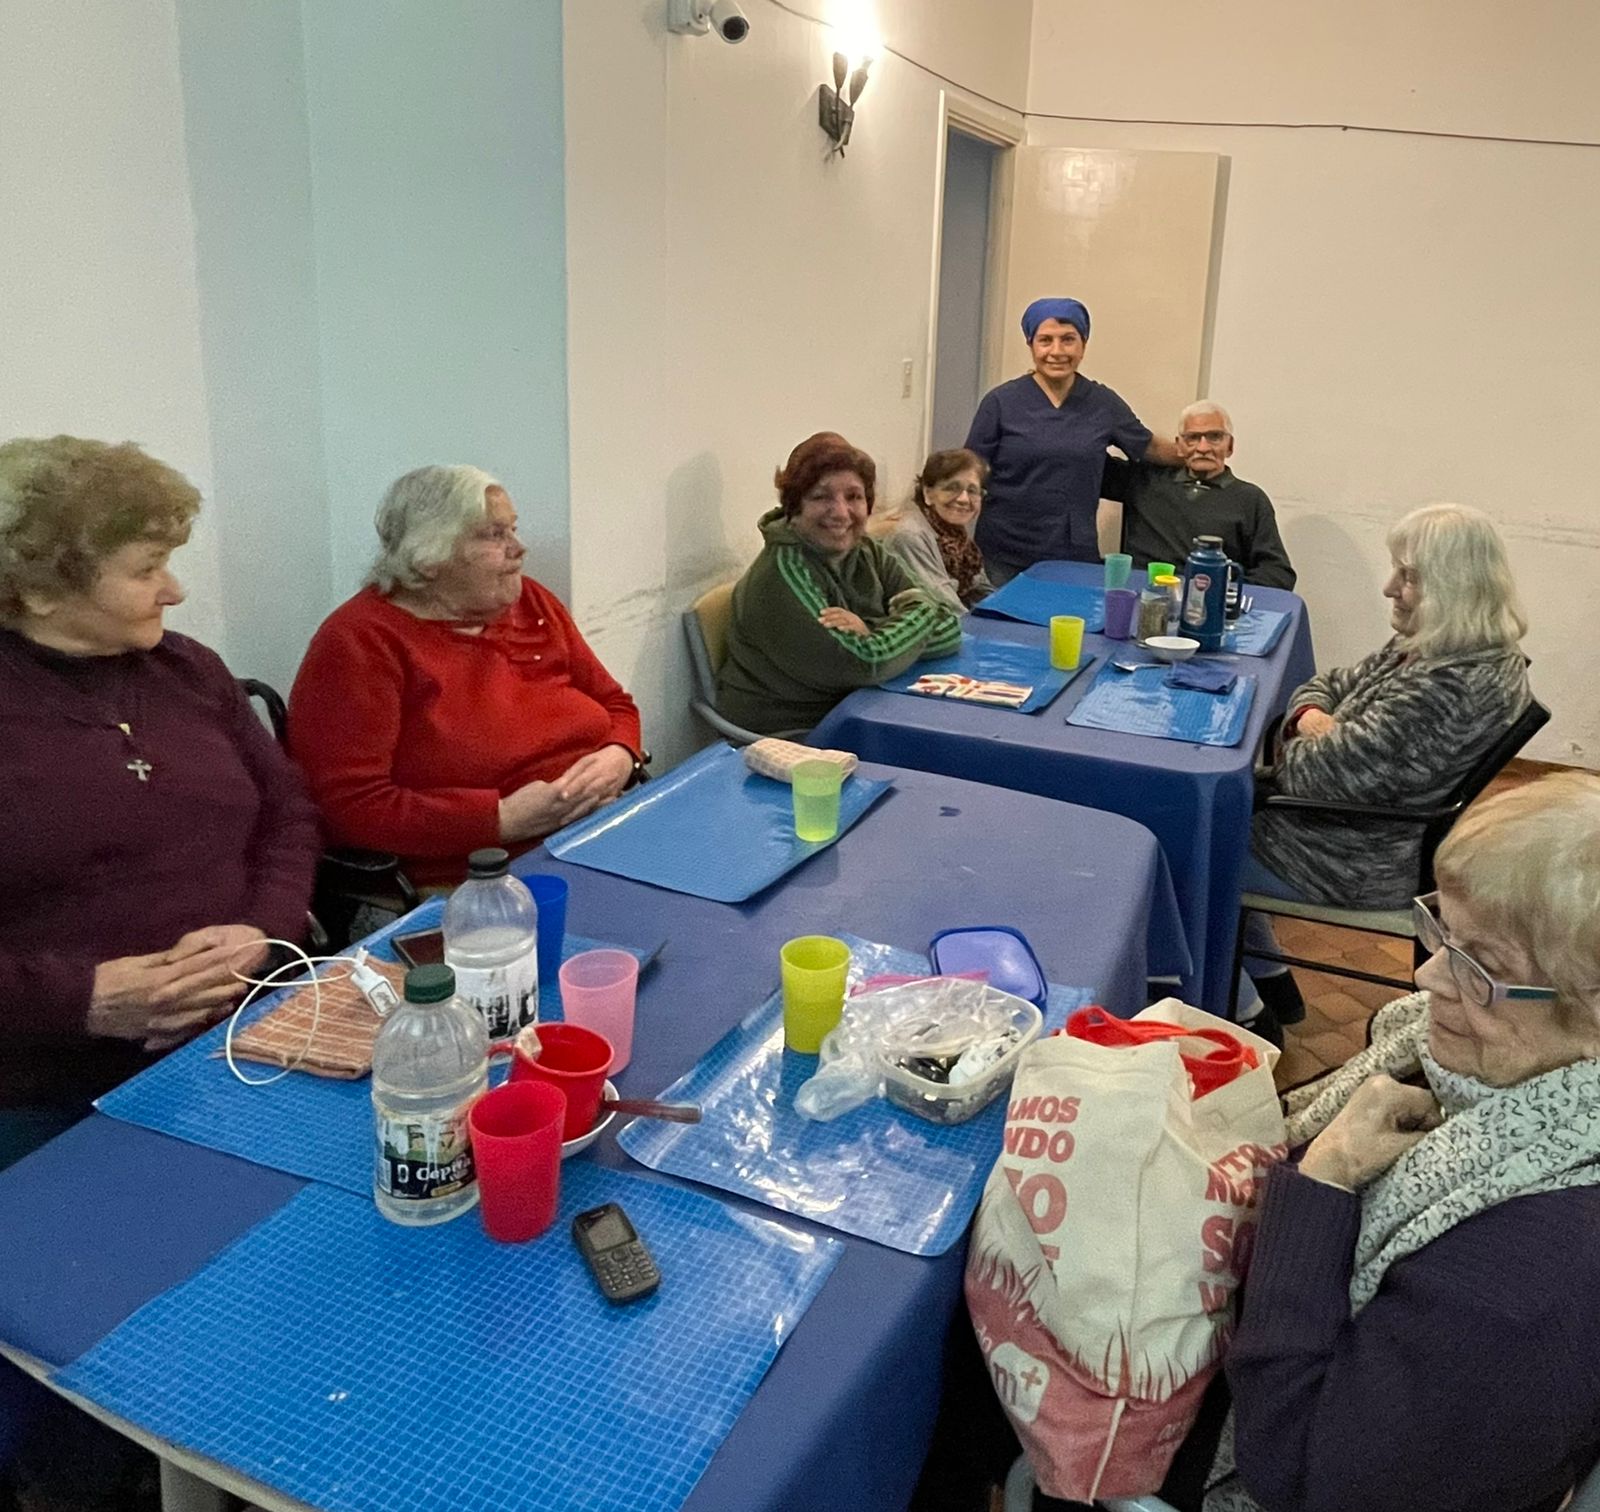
[563,0,1033,767]
[300,0,571,600]
[0,0,228,659]
[1027,0,1600,765]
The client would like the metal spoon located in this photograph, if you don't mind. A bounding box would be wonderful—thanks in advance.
[599,1096,702,1124]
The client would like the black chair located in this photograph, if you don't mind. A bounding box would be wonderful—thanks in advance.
[240,678,419,951]
[1231,697,1551,994]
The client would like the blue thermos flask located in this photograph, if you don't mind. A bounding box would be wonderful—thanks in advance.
[1180,536,1229,651]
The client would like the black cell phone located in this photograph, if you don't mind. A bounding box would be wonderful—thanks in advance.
[572,1202,661,1303]
[392,928,445,969]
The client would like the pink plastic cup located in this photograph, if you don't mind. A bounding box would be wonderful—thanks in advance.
[492,1021,614,1142]
[558,949,640,1073]
[468,1080,564,1243]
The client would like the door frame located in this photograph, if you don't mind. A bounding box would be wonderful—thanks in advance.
[923,92,1024,457]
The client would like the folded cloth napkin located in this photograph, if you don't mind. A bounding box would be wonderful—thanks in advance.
[1166,663,1238,695]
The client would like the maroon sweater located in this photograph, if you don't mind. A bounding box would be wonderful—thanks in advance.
[1226,1166,1600,1512]
[0,628,320,1107]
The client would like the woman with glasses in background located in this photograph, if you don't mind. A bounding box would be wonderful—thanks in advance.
[289,465,644,885]
[1204,772,1600,1512]
[1239,503,1531,1036]
[868,448,993,614]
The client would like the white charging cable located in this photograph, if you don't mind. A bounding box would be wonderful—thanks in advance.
[220,940,402,1087]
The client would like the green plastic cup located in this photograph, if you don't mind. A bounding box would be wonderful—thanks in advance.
[1103,552,1133,590]
[791,759,843,843]
[780,935,851,1053]
[1049,615,1085,671]
[1146,561,1176,584]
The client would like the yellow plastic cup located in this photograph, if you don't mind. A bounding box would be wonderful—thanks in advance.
[1049,615,1085,671]
[791,759,843,842]
[780,935,851,1053]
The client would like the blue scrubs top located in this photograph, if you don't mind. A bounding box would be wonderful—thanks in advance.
[966,373,1153,567]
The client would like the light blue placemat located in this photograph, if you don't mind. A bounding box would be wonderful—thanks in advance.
[619,935,1093,1257]
[95,898,660,1193]
[546,743,892,904]
[1223,607,1289,657]
[57,1169,841,1512]
[880,633,1090,714]
[971,573,1106,631]
[1065,665,1258,747]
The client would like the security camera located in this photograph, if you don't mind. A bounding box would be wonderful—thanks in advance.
[667,0,750,44]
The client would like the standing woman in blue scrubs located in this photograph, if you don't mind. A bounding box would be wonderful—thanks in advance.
[965,298,1181,578]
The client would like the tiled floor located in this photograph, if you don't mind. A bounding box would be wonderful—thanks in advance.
[1266,762,1543,1091]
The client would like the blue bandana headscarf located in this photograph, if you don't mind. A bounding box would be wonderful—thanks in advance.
[1020,297,1090,344]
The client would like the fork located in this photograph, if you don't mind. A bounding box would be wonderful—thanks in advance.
[1237,593,1254,616]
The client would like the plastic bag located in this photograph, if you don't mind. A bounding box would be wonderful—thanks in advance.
[794,976,1042,1124]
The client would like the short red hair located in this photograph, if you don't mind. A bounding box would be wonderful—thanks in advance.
[773,432,877,516]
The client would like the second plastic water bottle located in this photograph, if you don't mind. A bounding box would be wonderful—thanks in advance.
[444,847,540,1038]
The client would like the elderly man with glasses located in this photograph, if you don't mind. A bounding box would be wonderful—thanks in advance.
[1101,401,1296,589]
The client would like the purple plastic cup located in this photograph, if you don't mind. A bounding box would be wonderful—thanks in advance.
[1104,588,1139,640]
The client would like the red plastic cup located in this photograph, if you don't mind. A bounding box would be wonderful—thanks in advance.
[495,1022,614,1142]
[468,1081,564,1243]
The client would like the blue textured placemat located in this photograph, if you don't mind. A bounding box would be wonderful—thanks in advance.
[95,898,660,1194]
[1065,665,1258,746]
[879,633,1090,714]
[56,1169,841,1512]
[971,573,1106,630]
[546,743,892,903]
[1223,607,1289,657]
[619,935,1093,1257]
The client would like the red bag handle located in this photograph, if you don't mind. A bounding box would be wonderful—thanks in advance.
[1060,1006,1259,1098]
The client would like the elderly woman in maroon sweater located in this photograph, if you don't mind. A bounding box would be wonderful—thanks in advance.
[0,437,319,1166]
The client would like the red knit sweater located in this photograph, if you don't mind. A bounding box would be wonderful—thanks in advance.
[288,580,642,885]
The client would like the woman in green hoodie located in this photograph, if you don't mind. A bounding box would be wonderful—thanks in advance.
[716,432,964,736]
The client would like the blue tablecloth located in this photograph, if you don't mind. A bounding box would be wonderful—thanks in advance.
[0,763,1183,1512]
[811,562,1317,1018]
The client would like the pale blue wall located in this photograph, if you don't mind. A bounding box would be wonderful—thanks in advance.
[300,0,571,600]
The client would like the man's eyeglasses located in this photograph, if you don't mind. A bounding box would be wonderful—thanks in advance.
[1180,430,1229,446]
[933,481,984,501]
[1412,893,1558,1010]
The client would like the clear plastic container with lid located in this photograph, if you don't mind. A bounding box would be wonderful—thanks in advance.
[372,963,489,1226]
[444,847,540,1039]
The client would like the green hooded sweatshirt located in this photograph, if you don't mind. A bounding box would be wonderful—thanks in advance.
[716,507,964,735]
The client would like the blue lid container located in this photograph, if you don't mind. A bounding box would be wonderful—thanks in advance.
[927,926,1047,1009]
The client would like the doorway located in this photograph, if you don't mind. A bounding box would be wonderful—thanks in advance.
[929,127,1003,450]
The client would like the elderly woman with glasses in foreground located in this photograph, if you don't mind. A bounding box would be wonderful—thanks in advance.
[868,448,993,614]
[289,466,644,885]
[1199,772,1600,1512]
[1240,503,1531,1032]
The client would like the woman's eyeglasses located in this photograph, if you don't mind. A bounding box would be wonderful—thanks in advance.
[469,524,523,551]
[1412,893,1558,1010]
[933,481,984,501]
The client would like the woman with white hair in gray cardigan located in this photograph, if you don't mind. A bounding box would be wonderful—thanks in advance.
[1241,504,1531,1034]
[289,465,645,885]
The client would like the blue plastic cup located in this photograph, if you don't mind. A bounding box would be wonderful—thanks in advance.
[524,873,570,986]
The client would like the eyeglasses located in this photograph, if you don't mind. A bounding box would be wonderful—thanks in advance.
[1180,430,1229,445]
[933,481,984,501]
[1412,893,1559,1010]
[468,524,523,551]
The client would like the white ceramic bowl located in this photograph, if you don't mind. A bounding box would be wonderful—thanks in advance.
[1144,636,1201,663]
[561,1079,617,1159]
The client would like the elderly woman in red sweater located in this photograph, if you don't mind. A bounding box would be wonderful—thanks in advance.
[290,465,645,885]
[0,436,319,1165]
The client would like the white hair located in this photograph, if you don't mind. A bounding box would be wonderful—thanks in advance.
[1436,773,1600,1014]
[1179,400,1232,433]
[365,465,501,593]
[1386,503,1526,658]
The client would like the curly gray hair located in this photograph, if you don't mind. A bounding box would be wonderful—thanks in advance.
[366,464,502,594]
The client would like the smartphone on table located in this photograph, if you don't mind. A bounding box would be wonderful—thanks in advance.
[392,928,445,969]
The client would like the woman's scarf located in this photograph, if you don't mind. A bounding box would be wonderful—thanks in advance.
[919,500,987,604]
[1204,992,1600,1511]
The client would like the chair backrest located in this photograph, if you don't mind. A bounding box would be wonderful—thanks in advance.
[692,581,736,674]
[240,677,288,745]
[1418,696,1551,890]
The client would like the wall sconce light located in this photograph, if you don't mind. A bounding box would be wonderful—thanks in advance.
[818,50,872,154]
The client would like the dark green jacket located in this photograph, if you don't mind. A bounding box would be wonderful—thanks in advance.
[716,508,963,735]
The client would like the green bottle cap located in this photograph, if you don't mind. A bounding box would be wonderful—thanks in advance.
[404,964,457,1004]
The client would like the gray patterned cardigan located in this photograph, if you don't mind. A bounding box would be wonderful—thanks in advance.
[1250,641,1531,909]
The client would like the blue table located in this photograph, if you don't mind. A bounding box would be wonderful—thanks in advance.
[0,763,1182,1512]
[811,563,1317,1017]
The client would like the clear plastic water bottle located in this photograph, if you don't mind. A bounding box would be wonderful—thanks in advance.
[444,847,539,1039]
[372,964,488,1226]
